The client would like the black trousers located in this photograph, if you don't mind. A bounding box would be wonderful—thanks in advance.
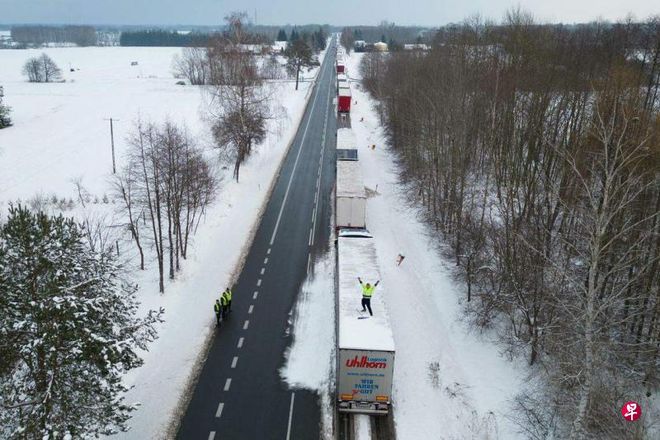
[361,298,373,316]
[222,305,229,318]
[215,312,222,325]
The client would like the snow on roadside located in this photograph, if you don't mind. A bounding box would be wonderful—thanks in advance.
[345,52,526,439]
[0,45,329,439]
[280,247,336,440]
[354,415,372,440]
[118,49,328,440]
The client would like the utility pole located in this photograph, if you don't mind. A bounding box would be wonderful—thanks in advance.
[104,118,119,174]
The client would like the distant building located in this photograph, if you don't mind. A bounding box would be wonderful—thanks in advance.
[236,43,269,55]
[0,30,17,48]
[272,41,287,53]
[403,43,430,51]
[354,40,366,52]
[374,42,388,52]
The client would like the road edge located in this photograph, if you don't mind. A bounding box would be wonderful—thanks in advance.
[162,57,326,440]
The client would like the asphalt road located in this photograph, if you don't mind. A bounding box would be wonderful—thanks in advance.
[176,40,338,440]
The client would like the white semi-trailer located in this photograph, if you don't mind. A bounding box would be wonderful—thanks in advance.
[336,230,395,415]
[337,72,349,92]
[337,127,356,152]
[336,160,366,229]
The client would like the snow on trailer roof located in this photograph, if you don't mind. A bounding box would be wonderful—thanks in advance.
[337,127,356,151]
[337,161,366,198]
[337,233,395,352]
[338,87,352,97]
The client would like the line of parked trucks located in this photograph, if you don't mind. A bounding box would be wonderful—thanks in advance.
[333,43,396,417]
[336,48,352,114]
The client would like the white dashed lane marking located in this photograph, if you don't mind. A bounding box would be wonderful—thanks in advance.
[248,305,254,314]
[253,291,259,300]
[257,279,262,287]
[224,378,232,391]
[237,337,244,348]
[209,431,216,440]
[243,320,250,330]
[260,267,265,275]
[215,403,224,418]
[268,62,326,247]
[231,356,238,369]
[264,257,269,265]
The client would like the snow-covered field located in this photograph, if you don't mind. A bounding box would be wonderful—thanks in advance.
[0,47,204,200]
[0,46,324,438]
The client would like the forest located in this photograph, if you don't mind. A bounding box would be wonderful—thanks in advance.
[10,25,97,46]
[360,12,660,438]
[119,30,211,47]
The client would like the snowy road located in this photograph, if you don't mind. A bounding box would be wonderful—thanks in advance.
[176,41,338,439]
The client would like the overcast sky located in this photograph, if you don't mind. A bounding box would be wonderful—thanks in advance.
[0,0,657,26]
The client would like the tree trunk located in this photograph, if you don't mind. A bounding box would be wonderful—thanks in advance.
[167,203,175,280]
[295,64,300,90]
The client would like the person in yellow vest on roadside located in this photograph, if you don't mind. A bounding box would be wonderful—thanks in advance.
[222,287,232,318]
[219,293,228,320]
[358,277,380,316]
[214,299,222,327]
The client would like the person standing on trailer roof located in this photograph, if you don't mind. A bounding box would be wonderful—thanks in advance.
[358,277,379,316]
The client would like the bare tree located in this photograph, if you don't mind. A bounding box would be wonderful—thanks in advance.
[128,120,165,293]
[260,54,284,80]
[112,164,146,270]
[340,27,354,54]
[207,13,271,181]
[80,210,115,254]
[22,53,62,83]
[172,47,209,85]
[22,57,42,82]
[361,13,660,437]
[561,87,659,439]
[39,53,62,82]
[120,119,217,291]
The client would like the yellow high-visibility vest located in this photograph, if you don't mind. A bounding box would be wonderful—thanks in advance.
[362,285,375,298]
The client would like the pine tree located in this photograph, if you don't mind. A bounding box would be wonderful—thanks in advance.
[0,206,163,438]
[276,29,287,42]
[289,28,299,42]
[0,91,11,129]
[285,38,313,90]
